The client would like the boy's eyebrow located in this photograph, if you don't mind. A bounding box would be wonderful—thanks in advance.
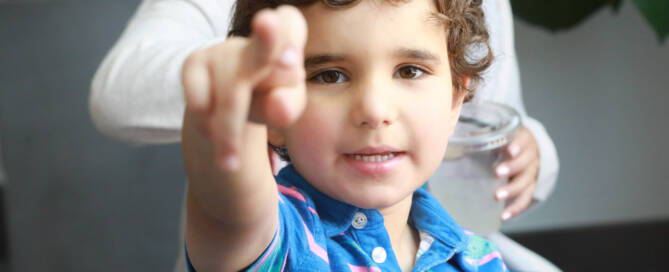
[303,48,441,68]
[304,54,346,68]
[394,48,441,64]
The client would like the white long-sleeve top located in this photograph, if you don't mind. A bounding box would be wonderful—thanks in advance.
[90,0,558,200]
[477,0,559,201]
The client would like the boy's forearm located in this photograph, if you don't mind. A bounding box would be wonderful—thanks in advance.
[182,114,280,269]
[180,71,282,271]
[181,112,278,226]
[186,188,279,271]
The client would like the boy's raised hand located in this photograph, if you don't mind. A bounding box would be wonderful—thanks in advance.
[182,6,307,171]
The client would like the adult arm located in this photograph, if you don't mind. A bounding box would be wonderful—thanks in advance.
[89,0,233,144]
[477,0,559,206]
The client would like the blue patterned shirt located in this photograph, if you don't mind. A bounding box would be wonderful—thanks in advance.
[187,165,507,271]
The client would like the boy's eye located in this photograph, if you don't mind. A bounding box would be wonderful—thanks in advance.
[310,70,348,84]
[395,66,425,79]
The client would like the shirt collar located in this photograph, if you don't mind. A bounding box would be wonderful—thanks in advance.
[410,188,470,253]
[275,165,469,251]
[276,165,359,236]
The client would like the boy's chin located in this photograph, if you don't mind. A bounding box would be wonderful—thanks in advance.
[342,187,413,210]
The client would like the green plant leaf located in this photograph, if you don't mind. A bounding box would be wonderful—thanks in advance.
[511,0,666,43]
[510,0,621,32]
[633,0,669,42]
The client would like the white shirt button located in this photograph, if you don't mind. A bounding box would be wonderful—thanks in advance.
[371,247,387,263]
[351,212,367,229]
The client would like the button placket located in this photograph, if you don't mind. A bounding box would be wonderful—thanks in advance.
[351,212,367,229]
[371,247,387,263]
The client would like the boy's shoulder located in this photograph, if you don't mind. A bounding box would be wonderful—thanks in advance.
[459,231,508,271]
[412,189,507,271]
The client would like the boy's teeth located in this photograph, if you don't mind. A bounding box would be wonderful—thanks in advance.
[351,153,395,162]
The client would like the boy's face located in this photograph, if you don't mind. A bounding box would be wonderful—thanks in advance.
[271,0,463,209]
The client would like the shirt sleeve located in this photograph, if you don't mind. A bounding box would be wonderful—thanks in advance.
[185,225,288,272]
[458,233,509,272]
[241,196,292,272]
[476,0,559,203]
[89,0,233,144]
[244,184,329,271]
[185,189,322,272]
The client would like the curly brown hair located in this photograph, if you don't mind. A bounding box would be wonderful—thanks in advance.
[229,0,492,99]
[229,0,493,161]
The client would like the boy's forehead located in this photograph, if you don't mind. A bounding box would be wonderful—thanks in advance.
[300,0,448,60]
[300,0,441,30]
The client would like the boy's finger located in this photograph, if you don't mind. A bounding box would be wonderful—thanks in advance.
[275,5,308,60]
[276,5,307,58]
[255,53,304,92]
[201,38,255,171]
[193,6,308,171]
[254,6,308,91]
[267,85,307,127]
[495,160,539,201]
[209,82,254,171]
[239,9,283,82]
[249,83,305,126]
[182,51,212,114]
[249,6,308,127]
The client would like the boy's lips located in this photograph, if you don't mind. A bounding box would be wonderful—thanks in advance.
[343,146,406,175]
[344,146,404,155]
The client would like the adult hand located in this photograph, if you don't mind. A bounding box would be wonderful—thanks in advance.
[494,126,539,221]
[181,6,307,171]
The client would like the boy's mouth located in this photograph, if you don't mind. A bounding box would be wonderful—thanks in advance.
[342,147,406,175]
[345,152,403,162]
[343,146,406,163]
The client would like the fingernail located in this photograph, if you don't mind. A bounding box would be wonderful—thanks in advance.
[496,190,509,200]
[496,165,510,176]
[509,144,521,157]
[279,47,298,67]
[219,155,240,172]
[501,211,512,221]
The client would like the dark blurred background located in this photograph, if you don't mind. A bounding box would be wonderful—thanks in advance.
[1,0,668,271]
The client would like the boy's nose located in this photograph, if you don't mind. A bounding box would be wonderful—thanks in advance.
[350,79,398,129]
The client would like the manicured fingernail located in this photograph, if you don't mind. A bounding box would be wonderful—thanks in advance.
[496,165,510,176]
[509,144,520,157]
[501,211,512,221]
[219,155,240,171]
[496,190,509,200]
[279,47,298,67]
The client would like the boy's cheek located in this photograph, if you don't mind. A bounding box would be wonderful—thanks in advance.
[287,108,339,149]
[408,99,452,157]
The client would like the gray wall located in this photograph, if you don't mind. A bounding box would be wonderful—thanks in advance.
[502,2,669,232]
[1,1,187,271]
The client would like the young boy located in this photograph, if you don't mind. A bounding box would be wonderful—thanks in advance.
[181,0,505,271]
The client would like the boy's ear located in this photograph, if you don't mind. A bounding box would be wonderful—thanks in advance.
[447,94,464,138]
[447,77,468,137]
[267,127,285,147]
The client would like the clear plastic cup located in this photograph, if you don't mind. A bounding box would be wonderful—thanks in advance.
[429,101,520,235]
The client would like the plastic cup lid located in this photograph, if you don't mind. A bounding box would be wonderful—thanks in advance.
[444,101,520,160]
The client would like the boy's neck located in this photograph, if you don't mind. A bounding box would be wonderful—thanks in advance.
[379,194,419,270]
